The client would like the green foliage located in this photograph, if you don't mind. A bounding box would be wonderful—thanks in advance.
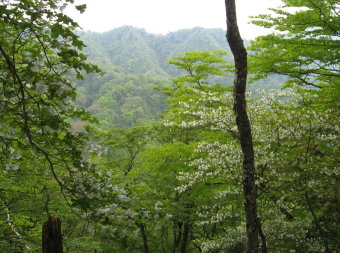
[0,0,107,251]
[0,0,100,184]
[74,27,286,129]
[249,0,340,91]
[77,71,167,129]
[1,0,338,251]
[247,7,339,250]
[169,50,233,88]
[74,27,235,129]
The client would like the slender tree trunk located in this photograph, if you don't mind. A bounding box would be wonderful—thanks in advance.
[224,1,262,252]
[173,221,182,253]
[180,223,190,253]
[42,216,63,253]
[258,219,267,253]
[304,191,331,253]
[172,224,176,253]
[137,223,150,253]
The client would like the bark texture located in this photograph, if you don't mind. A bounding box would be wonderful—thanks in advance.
[42,216,63,253]
[224,1,261,252]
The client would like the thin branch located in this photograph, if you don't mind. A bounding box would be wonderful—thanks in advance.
[1,200,31,251]
[0,45,73,195]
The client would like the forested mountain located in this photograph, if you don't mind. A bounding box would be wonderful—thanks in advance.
[75,26,230,128]
[79,26,230,76]
[3,1,338,252]
[76,26,281,128]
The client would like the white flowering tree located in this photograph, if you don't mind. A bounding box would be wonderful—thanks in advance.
[247,1,339,251]
[173,88,338,252]
[157,51,339,252]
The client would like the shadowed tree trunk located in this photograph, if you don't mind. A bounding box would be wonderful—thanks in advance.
[173,221,182,253]
[137,223,150,253]
[224,1,263,252]
[180,223,190,253]
[42,216,63,253]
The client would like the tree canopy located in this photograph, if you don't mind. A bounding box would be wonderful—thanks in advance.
[249,0,339,92]
[0,0,339,252]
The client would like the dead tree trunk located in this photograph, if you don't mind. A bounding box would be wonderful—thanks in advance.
[42,216,63,253]
[224,1,262,252]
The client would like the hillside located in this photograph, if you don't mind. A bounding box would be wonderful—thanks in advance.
[76,26,282,128]
[79,26,230,76]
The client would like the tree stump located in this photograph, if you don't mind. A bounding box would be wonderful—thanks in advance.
[42,216,63,253]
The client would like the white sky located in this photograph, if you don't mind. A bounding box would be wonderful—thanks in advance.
[67,0,281,39]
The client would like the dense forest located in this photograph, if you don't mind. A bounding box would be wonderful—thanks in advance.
[0,0,339,253]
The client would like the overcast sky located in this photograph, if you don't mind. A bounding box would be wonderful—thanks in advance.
[67,0,281,39]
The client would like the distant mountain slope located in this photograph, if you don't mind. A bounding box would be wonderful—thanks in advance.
[79,26,232,77]
[147,27,231,75]
[75,26,282,129]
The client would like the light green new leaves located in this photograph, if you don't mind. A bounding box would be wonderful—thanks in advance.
[0,0,101,191]
[249,0,340,90]
[0,1,111,250]
[169,50,233,88]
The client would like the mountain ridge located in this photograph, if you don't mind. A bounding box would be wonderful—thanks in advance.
[75,26,282,129]
[79,26,232,77]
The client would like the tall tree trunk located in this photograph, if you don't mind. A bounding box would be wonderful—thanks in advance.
[224,1,262,252]
[42,216,63,253]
